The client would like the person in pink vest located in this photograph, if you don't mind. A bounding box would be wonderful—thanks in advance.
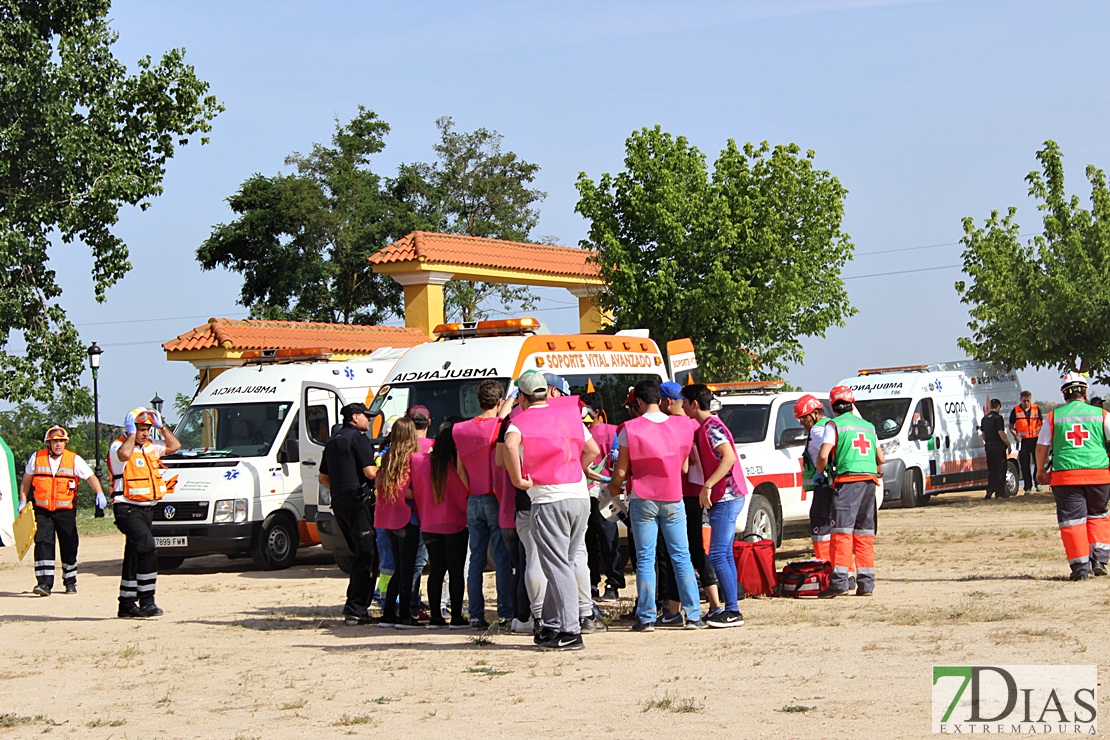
[504,371,600,651]
[412,420,471,629]
[609,379,704,631]
[453,380,513,629]
[373,418,423,629]
[682,383,748,628]
[407,405,436,453]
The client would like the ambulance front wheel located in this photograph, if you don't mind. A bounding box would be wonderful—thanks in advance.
[900,469,925,508]
[157,556,185,571]
[251,512,299,570]
[1003,461,1020,498]
[334,552,353,574]
[743,494,780,546]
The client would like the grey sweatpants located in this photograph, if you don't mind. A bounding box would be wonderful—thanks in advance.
[531,497,590,634]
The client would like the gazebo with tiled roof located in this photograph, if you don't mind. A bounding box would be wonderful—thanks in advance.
[368,231,605,337]
[163,317,429,388]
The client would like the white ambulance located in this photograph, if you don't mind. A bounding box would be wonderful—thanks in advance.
[836,361,1022,507]
[708,382,832,545]
[152,346,412,570]
[313,317,675,565]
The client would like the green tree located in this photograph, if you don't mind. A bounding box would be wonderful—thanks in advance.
[0,0,221,404]
[956,141,1110,379]
[404,117,543,322]
[198,108,422,324]
[575,127,855,380]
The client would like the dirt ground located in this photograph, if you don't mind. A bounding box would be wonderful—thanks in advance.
[0,490,1106,739]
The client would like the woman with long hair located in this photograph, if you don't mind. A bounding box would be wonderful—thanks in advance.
[373,417,422,629]
[412,419,470,628]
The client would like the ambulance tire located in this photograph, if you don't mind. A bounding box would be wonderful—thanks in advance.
[251,512,299,570]
[743,494,779,546]
[1003,461,1020,498]
[156,556,185,571]
[900,469,924,508]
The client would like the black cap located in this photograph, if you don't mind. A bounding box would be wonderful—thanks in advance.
[341,403,370,421]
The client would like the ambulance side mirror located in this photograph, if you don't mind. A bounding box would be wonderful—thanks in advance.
[910,419,932,441]
[777,427,809,448]
[278,439,300,464]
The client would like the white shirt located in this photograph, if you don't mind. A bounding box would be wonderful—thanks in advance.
[507,405,591,505]
[25,452,94,479]
[806,424,825,469]
[108,438,168,506]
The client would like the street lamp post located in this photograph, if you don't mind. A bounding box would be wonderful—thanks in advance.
[150,393,164,439]
[88,343,104,517]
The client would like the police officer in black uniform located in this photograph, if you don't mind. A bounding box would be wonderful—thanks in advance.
[318,403,379,625]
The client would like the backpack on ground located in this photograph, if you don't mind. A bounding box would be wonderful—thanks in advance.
[779,559,832,598]
[733,534,778,598]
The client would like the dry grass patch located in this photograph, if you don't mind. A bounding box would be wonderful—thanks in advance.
[642,693,704,713]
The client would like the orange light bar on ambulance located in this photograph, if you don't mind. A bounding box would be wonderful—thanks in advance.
[707,380,785,394]
[433,317,540,339]
[240,347,334,362]
[857,364,928,375]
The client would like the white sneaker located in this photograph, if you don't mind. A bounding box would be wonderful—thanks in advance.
[511,617,534,634]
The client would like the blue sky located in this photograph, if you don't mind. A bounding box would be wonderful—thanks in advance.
[43,0,1110,421]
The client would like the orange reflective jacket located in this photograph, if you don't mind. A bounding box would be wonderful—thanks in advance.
[31,449,78,511]
[116,436,168,502]
[1012,403,1043,438]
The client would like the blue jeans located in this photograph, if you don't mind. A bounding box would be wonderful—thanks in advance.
[708,497,743,612]
[629,497,701,624]
[467,494,513,620]
[376,528,394,574]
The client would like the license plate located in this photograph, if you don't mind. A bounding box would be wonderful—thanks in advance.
[155,536,188,548]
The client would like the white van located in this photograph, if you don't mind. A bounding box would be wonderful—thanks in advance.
[313,317,675,565]
[152,347,411,570]
[836,361,1022,507]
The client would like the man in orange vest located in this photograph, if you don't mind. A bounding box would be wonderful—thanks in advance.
[18,426,105,596]
[109,408,181,618]
[1009,390,1044,495]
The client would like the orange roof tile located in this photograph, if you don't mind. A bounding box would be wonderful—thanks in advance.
[368,231,600,277]
[163,318,429,353]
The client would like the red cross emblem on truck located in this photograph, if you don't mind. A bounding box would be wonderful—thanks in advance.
[1066,424,1089,447]
[853,433,871,456]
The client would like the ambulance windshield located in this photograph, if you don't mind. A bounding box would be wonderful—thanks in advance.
[165,402,292,459]
[717,403,772,444]
[369,379,512,429]
[853,398,912,440]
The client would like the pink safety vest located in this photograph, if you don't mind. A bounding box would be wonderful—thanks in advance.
[624,415,696,502]
[589,422,618,467]
[373,459,415,530]
[678,416,703,498]
[410,453,469,535]
[695,416,748,503]
[510,401,586,486]
[418,437,435,453]
[492,409,521,528]
[453,416,500,495]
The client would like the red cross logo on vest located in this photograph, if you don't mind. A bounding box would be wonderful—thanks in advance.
[853,432,871,456]
[1066,424,1089,447]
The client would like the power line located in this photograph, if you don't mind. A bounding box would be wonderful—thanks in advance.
[854,232,1044,257]
[844,264,961,280]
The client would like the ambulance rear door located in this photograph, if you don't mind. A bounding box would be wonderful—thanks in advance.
[666,338,698,385]
[298,380,354,526]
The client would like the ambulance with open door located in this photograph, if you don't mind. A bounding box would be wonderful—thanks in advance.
[836,361,1022,507]
[152,346,412,570]
[312,317,678,566]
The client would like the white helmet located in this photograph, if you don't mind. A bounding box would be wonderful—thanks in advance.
[1061,372,1089,394]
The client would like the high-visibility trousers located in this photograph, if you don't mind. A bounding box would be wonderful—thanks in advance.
[830,480,877,593]
[1052,484,1110,575]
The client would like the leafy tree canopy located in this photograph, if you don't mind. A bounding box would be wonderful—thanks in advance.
[197,108,422,324]
[956,141,1110,380]
[401,116,544,322]
[0,0,221,403]
[575,126,855,381]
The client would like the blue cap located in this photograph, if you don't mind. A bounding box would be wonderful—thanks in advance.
[543,373,571,396]
[659,381,684,400]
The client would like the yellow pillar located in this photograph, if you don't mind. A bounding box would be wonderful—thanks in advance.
[394,271,453,338]
[568,285,609,333]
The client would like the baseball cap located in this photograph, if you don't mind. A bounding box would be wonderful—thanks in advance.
[404,405,431,422]
[516,371,549,397]
[341,402,371,421]
[622,387,636,407]
[659,381,684,400]
[543,373,571,396]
